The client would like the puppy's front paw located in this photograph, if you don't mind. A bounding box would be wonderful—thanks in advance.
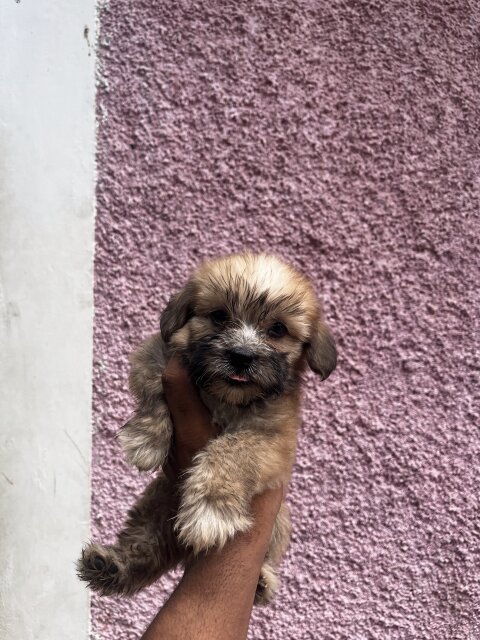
[175,463,252,553]
[119,413,172,471]
[176,493,252,554]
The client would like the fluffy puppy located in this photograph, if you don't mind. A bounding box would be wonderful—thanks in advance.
[78,253,336,604]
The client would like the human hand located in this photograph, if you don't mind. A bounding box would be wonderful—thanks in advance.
[140,358,284,640]
[161,356,219,478]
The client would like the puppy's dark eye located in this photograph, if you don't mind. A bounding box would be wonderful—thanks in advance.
[267,322,288,339]
[210,309,229,325]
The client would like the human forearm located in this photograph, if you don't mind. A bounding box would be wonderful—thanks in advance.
[141,486,282,640]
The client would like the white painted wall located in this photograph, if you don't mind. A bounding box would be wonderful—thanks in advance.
[0,1,96,639]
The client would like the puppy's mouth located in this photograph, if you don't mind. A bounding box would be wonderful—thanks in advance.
[226,373,251,384]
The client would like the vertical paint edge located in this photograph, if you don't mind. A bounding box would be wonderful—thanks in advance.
[0,1,96,639]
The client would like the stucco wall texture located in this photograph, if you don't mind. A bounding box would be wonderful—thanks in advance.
[91,2,480,639]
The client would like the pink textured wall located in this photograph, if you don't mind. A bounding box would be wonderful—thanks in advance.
[91,2,480,638]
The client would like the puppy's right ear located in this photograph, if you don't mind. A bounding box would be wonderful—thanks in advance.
[160,283,195,343]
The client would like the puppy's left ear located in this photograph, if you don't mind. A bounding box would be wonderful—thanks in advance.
[160,283,195,343]
[306,320,337,380]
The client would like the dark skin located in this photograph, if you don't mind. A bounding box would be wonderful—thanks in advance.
[141,357,283,640]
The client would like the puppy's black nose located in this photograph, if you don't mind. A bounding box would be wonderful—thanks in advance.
[227,347,256,370]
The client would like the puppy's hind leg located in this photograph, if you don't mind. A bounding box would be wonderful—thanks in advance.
[255,501,291,605]
[77,475,181,596]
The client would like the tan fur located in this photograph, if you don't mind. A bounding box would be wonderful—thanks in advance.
[77,253,336,603]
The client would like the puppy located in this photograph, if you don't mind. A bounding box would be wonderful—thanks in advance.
[77,253,336,604]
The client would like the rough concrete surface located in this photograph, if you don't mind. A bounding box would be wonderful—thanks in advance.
[91,1,480,638]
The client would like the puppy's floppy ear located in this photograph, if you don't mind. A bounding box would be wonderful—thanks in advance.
[306,320,337,380]
[160,283,194,343]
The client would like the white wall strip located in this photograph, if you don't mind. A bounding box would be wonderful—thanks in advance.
[0,1,96,639]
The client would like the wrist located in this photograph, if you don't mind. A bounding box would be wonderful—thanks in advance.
[224,487,283,558]
[248,487,283,537]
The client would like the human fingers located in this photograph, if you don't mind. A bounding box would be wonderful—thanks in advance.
[162,357,218,472]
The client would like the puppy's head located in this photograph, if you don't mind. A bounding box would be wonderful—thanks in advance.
[161,254,336,405]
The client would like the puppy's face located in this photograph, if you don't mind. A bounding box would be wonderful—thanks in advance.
[161,254,336,405]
